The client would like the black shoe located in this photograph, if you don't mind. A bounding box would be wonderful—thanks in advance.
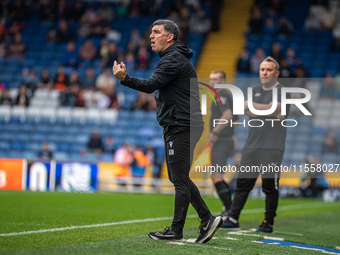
[195,215,223,243]
[148,226,185,242]
[220,217,240,230]
[256,220,273,233]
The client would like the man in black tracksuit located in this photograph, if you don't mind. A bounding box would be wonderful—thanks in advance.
[224,57,290,233]
[112,19,222,243]
[206,70,237,220]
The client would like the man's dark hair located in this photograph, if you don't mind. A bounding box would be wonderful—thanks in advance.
[152,19,179,42]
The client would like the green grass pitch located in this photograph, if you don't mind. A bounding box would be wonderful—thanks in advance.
[1,190,340,254]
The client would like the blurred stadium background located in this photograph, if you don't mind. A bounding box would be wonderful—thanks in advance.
[0,0,339,200]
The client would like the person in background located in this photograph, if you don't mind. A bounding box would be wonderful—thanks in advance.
[38,141,53,160]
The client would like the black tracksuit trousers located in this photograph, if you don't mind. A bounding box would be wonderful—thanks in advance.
[164,128,211,230]
[228,148,283,225]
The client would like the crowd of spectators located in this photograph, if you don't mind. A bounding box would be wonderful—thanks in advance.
[236,0,340,98]
[81,128,162,177]
[0,0,218,111]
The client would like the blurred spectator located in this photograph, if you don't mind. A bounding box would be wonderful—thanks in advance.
[57,19,74,42]
[108,88,120,110]
[82,6,97,24]
[125,41,138,56]
[45,28,57,44]
[263,18,277,35]
[132,92,156,111]
[82,66,96,88]
[113,143,134,178]
[25,71,38,96]
[77,15,92,38]
[97,4,114,23]
[54,65,68,91]
[250,47,265,73]
[99,38,109,59]
[1,88,12,106]
[145,144,162,178]
[38,0,56,21]
[0,42,6,60]
[37,69,53,89]
[103,135,116,154]
[322,130,339,154]
[0,75,5,93]
[331,38,340,52]
[124,52,137,70]
[15,85,29,106]
[189,8,211,34]
[146,93,156,111]
[130,29,142,44]
[249,7,263,34]
[132,145,149,177]
[21,67,30,84]
[285,47,297,71]
[178,7,190,39]
[70,0,85,21]
[277,16,294,35]
[279,59,294,78]
[38,141,53,160]
[210,0,223,31]
[75,88,86,107]
[8,32,25,60]
[78,39,97,62]
[270,42,283,64]
[96,68,116,92]
[12,0,28,22]
[236,48,251,72]
[319,74,337,99]
[101,42,121,69]
[263,7,279,21]
[0,0,12,18]
[301,155,328,197]
[59,84,80,106]
[91,16,110,37]
[95,90,111,109]
[56,0,72,21]
[87,128,103,153]
[116,1,129,17]
[68,70,80,87]
[320,4,335,30]
[136,46,150,70]
[7,19,25,38]
[303,13,321,31]
[132,92,149,110]
[62,41,78,67]
[129,0,142,17]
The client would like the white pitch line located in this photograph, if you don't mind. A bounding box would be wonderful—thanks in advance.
[289,245,340,255]
[167,242,231,250]
[228,232,262,237]
[225,237,238,240]
[0,216,172,237]
[264,236,284,241]
[275,231,303,236]
[0,202,337,237]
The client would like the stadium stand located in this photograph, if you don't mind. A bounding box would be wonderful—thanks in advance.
[0,0,339,170]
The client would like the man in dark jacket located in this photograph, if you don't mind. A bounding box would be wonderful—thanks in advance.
[113,19,222,243]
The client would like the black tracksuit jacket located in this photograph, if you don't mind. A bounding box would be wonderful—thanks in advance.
[121,41,204,133]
